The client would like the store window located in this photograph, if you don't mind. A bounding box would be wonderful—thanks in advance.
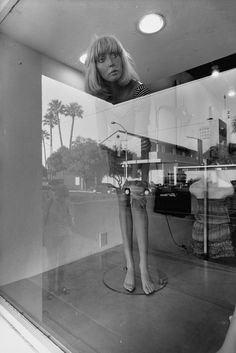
[1,55,236,353]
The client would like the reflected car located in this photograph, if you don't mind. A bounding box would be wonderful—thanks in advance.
[123,180,154,196]
[92,183,117,194]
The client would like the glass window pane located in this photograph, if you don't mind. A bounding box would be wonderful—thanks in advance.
[1,46,236,353]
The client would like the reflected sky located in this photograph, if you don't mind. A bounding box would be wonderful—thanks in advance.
[42,69,236,165]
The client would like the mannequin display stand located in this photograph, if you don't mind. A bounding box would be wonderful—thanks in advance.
[103,265,167,295]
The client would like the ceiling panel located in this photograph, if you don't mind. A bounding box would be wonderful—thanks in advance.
[1,0,236,91]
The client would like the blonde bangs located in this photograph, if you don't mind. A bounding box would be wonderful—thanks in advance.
[92,36,122,63]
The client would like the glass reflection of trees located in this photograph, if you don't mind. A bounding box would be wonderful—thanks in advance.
[42,99,83,159]
[42,98,139,189]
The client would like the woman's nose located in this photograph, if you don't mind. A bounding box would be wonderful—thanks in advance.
[106,55,115,66]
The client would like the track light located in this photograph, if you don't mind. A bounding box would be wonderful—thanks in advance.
[211,65,220,77]
[79,52,87,65]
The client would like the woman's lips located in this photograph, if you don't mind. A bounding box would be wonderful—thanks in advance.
[109,70,119,76]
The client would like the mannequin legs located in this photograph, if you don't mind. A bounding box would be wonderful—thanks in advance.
[119,203,135,292]
[132,201,155,294]
[118,191,155,295]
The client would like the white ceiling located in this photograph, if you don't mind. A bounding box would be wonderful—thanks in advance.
[1,0,236,91]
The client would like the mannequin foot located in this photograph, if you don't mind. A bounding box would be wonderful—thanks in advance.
[123,267,135,292]
[140,266,155,295]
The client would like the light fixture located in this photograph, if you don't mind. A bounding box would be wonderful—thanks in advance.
[211,65,220,77]
[227,89,236,97]
[79,52,87,65]
[138,13,165,34]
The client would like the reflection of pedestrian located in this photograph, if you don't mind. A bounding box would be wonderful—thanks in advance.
[43,184,74,298]
[85,35,155,294]
[189,170,234,258]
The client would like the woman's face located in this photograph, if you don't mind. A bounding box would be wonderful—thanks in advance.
[96,52,123,83]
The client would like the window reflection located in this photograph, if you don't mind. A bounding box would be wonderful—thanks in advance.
[41,72,236,273]
[14,68,236,352]
[2,32,236,353]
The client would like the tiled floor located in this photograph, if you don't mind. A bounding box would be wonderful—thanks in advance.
[35,246,236,353]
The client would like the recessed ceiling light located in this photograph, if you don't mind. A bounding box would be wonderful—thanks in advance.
[79,52,87,64]
[138,13,165,34]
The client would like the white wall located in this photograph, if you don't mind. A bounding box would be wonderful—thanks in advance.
[0,32,86,284]
[42,55,84,91]
[0,33,43,319]
[0,33,43,285]
[0,32,87,319]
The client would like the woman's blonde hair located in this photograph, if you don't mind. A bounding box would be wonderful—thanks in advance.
[84,35,140,100]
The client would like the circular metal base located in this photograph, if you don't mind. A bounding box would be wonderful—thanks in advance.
[103,265,168,295]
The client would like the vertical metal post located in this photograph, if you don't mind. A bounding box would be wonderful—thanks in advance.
[111,121,128,180]
[124,130,128,179]
[173,166,177,185]
[203,159,208,258]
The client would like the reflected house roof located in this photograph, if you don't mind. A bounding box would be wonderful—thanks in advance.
[101,129,202,166]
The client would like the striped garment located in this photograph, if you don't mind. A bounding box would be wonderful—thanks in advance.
[132,82,151,99]
[191,198,234,258]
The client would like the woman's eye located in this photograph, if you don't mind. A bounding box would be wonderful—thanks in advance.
[97,56,105,63]
[111,52,118,58]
